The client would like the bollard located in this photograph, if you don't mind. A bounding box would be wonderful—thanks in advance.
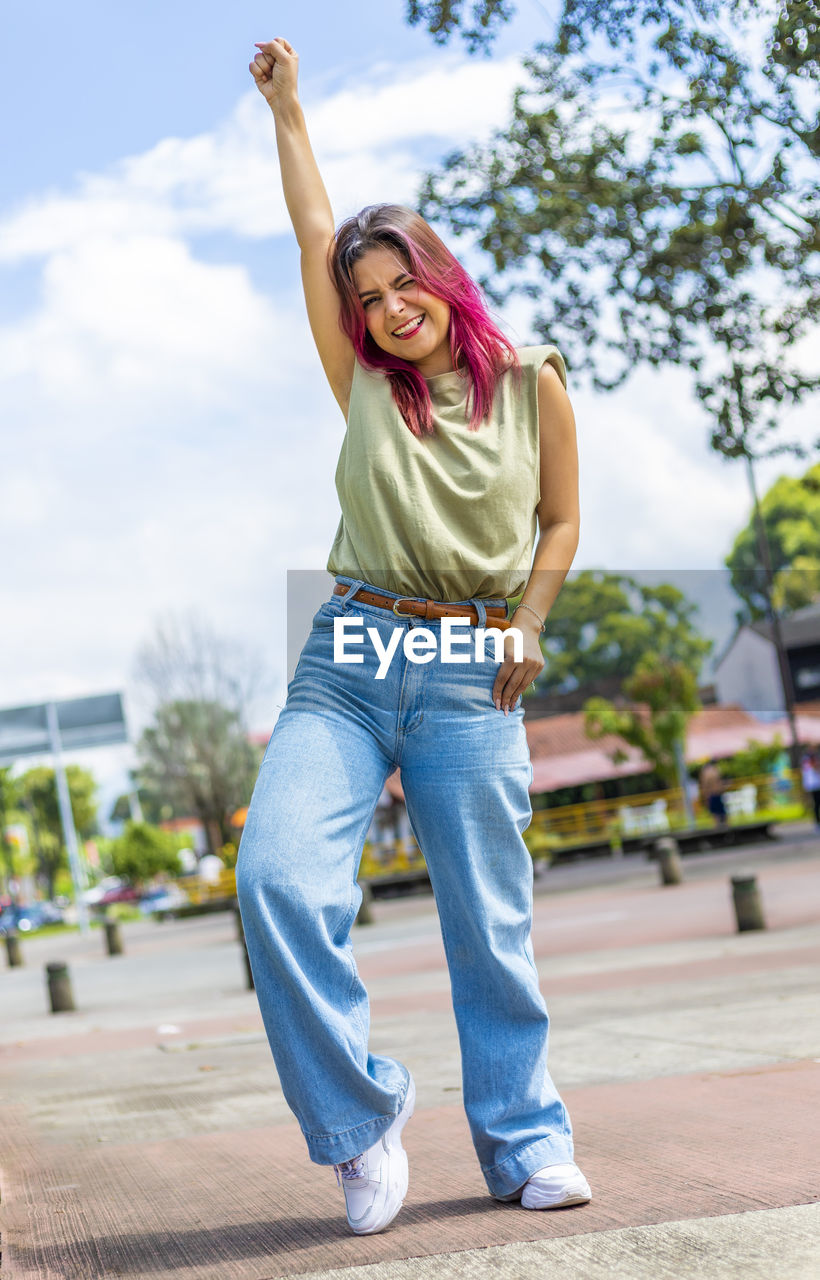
[234,910,255,990]
[355,880,375,926]
[46,961,76,1013]
[240,934,254,990]
[104,919,124,956]
[731,873,766,932]
[654,837,683,886]
[5,932,23,967]
[233,900,245,942]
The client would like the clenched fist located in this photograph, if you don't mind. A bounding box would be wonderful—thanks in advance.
[250,37,299,111]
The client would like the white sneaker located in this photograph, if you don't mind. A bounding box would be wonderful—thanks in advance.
[333,1075,416,1235]
[520,1162,591,1210]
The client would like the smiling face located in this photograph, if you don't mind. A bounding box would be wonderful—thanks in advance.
[352,246,453,378]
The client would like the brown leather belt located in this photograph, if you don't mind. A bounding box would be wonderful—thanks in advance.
[332,584,512,630]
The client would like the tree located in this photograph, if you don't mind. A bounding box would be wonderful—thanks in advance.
[725,461,820,619]
[15,765,98,899]
[417,0,818,465]
[136,701,258,854]
[536,570,712,692]
[134,613,269,718]
[406,0,514,52]
[133,615,270,853]
[0,767,19,892]
[584,652,701,786]
[103,822,182,883]
[720,733,785,778]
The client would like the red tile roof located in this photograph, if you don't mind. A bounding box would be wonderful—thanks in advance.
[383,701,820,800]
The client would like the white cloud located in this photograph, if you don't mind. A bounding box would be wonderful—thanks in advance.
[0,235,299,434]
[0,56,524,261]
[573,365,752,570]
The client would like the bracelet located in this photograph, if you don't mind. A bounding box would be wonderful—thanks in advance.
[513,602,545,630]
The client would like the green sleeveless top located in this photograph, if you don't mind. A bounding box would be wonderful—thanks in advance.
[326,344,567,601]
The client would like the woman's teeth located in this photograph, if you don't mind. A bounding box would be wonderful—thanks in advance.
[393,315,424,337]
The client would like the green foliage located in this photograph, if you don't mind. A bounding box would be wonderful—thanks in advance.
[538,570,712,691]
[16,764,98,837]
[104,822,182,883]
[725,461,820,619]
[405,0,514,52]
[584,653,701,785]
[418,0,819,464]
[15,765,98,897]
[136,699,258,853]
[109,792,134,823]
[0,766,18,886]
[720,735,786,779]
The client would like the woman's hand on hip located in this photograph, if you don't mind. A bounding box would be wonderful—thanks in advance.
[250,37,299,112]
[492,617,545,715]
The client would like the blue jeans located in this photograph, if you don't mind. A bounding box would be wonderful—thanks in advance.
[235,576,575,1197]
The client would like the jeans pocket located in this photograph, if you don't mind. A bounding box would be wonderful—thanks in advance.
[313,601,344,630]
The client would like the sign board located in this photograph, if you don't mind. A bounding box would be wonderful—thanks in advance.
[0,693,127,764]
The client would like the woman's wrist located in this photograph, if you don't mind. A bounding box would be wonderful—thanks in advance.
[512,602,545,632]
[271,95,303,126]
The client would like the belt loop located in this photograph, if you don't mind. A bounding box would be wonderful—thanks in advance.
[337,578,365,609]
[470,598,488,628]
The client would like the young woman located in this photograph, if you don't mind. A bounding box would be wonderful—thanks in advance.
[236,36,590,1236]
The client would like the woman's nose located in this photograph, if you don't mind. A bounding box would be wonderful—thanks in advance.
[385,291,406,317]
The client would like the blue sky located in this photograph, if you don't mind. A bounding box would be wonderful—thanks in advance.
[1,2,814,817]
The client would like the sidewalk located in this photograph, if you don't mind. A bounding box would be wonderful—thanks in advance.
[1,829,819,1279]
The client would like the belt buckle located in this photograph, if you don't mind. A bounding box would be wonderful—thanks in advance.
[391,597,416,617]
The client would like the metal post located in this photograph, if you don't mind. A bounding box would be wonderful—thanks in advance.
[731,873,766,932]
[674,739,695,826]
[654,836,684,885]
[234,903,254,990]
[5,933,23,967]
[355,880,375,925]
[104,918,124,955]
[744,454,801,767]
[46,960,76,1012]
[45,702,89,934]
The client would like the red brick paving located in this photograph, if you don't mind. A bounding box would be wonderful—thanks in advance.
[3,1061,819,1279]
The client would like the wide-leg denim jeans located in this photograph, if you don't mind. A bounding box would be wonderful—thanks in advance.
[236,576,575,1198]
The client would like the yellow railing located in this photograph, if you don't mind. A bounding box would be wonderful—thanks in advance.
[182,867,238,905]
[359,837,427,881]
[356,771,805,875]
[526,769,803,856]
[175,772,806,894]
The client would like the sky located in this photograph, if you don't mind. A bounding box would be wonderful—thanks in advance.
[1,1,815,823]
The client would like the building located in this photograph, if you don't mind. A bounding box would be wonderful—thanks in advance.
[378,700,820,810]
[714,601,820,717]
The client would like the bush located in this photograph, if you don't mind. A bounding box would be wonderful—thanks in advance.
[721,736,785,781]
[106,822,184,883]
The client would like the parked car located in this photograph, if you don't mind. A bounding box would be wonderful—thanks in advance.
[139,884,189,917]
[0,902,64,934]
[82,876,125,905]
[97,884,142,905]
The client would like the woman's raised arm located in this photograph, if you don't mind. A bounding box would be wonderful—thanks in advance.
[250,39,355,413]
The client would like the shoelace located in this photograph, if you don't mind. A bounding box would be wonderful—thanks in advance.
[334,1154,366,1187]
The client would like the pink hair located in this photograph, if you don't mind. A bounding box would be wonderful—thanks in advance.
[329,205,520,437]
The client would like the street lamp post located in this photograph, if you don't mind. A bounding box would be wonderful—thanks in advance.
[744,453,801,768]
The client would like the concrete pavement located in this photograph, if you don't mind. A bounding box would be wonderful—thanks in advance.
[1,826,819,1278]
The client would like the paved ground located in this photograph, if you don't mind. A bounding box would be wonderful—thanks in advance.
[1,826,819,1279]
